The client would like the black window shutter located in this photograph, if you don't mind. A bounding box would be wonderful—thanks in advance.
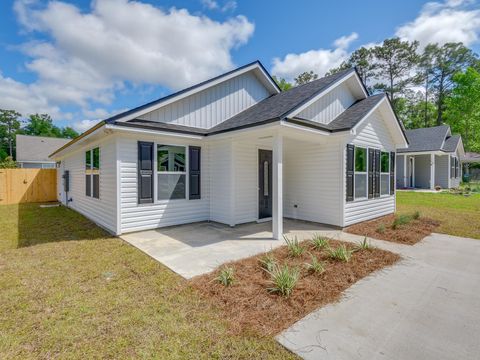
[374,149,381,198]
[455,157,459,178]
[346,144,354,202]
[451,156,455,179]
[368,148,374,199]
[390,152,395,195]
[138,141,154,204]
[189,146,201,200]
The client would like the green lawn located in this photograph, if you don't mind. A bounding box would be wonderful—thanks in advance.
[396,191,480,239]
[0,204,294,359]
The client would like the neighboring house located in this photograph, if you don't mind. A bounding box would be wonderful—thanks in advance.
[50,61,408,237]
[462,152,480,181]
[16,134,70,168]
[396,125,465,190]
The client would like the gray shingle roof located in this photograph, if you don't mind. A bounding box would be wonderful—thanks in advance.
[16,135,70,162]
[397,125,450,153]
[206,68,356,134]
[442,134,461,152]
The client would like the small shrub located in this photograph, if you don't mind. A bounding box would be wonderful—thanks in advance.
[259,253,276,272]
[356,237,374,251]
[412,211,421,220]
[376,224,386,234]
[284,235,305,257]
[326,244,353,262]
[311,234,329,250]
[215,266,235,286]
[304,254,325,274]
[435,185,442,191]
[392,214,412,229]
[266,264,300,297]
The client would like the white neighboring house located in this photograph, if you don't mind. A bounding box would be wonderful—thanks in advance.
[16,134,70,169]
[50,61,408,236]
[396,125,465,190]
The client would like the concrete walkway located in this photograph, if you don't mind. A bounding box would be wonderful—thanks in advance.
[120,219,339,279]
[277,233,480,360]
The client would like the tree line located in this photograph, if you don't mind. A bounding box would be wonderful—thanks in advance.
[0,110,78,161]
[274,38,480,152]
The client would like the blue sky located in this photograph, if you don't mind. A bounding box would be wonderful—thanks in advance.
[1,0,479,132]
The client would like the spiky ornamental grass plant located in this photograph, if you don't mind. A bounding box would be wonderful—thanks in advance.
[266,264,300,297]
[259,252,277,272]
[215,266,235,287]
[311,234,330,250]
[326,244,353,262]
[304,254,325,274]
[356,237,374,251]
[392,214,412,229]
[283,235,305,257]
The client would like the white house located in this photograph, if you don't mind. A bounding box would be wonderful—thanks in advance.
[396,125,465,190]
[50,61,408,237]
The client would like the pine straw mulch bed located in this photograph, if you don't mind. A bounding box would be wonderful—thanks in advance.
[346,214,440,245]
[190,239,400,337]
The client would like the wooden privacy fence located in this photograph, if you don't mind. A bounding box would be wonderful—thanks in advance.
[0,169,57,205]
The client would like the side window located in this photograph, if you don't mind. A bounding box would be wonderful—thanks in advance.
[85,147,100,199]
[354,147,367,199]
[380,151,390,195]
[157,145,186,200]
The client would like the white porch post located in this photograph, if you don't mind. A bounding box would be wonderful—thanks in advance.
[272,133,283,240]
[430,153,435,190]
[403,155,407,188]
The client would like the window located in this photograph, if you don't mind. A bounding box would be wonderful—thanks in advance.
[157,145,186,200]
[85,147,100,199]
[380,151,389,195]
[354,147,367,199]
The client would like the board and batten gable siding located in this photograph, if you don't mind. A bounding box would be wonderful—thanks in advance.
[344,108,397,226]
[58,136,117,233]
[297,82,357,124]
[208,140,233,225]
[118,134,210,233]
[284,137,343,226]
[435,154,449,188]
[137,72,271,129]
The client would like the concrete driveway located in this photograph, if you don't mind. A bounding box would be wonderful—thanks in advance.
[277,233,480,360]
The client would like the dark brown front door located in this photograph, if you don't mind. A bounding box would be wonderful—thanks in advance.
[258,149,272,219]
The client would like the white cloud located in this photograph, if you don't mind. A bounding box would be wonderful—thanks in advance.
[1,0,254,126]
[201,0,237,12]
[396,0,480,48]
[271,32,358,81]
[72,119,101,133]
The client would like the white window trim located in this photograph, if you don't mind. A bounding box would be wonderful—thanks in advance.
[155,143,189,203]
[85,147,101,200]
[353,146,368,201]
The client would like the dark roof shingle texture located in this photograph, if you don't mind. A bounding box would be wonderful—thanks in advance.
[397,125,450,153]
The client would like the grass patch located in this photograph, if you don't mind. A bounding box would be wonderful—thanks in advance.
[397,192,480,240]
[192,238,399,336]
[0,204,293,359]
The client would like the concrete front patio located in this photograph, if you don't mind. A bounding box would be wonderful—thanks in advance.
[120,219,339,279]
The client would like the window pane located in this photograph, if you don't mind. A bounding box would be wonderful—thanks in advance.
[86,174,91,197]
[381,174,389,195]
[355,173,367,198]
[381,151,389,173]
[93,148,100,170]
[355,147,367,172]
[158,174,186,200]
[85,150,91,170]
[92,174,100,199]
[157,145,186,172]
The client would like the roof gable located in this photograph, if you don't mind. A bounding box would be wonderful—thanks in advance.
[398,125,451,153]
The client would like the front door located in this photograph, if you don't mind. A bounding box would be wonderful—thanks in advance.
[258,149,272,219]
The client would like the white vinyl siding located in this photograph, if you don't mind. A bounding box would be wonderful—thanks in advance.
[233,141,258,224]
[284,137,343,227]
[396,154,405,189]
[59,136,117,233]
[413,155,431,188]
[209,140,233,225]
[344,109,396,226]
[118,134,210,233]
[297,82,356,124]
[138,72,270,129]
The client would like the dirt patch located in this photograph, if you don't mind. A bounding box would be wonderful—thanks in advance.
[190,239,400,336]
[346,214,440,245]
